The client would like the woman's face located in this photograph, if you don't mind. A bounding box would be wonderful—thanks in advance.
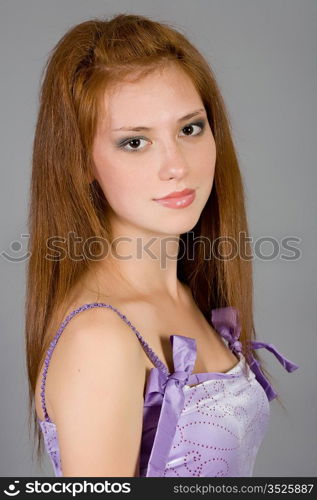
[92,63,216,237]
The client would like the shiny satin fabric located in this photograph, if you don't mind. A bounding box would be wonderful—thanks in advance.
[167,366,270,477]
[141,350,270,476]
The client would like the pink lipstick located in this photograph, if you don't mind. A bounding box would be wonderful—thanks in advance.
[154,188,196,209]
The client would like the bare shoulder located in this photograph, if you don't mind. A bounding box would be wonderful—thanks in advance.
[48,303,147,413]
[45,304,146,476]
[54,303,146,357]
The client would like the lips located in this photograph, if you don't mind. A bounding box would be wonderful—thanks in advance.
[155,188,195,200]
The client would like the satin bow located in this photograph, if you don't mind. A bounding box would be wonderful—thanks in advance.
[145,334,241,477]
[211,306,299,401]
[145,335,196,476]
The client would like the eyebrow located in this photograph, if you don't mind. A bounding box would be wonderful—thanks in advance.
[112,108,206,132]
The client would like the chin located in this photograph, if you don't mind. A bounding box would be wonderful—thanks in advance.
[154,214,201,236]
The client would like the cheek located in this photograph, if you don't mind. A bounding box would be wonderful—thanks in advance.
[197,141,216,179]
[94,155,148,213]
[195,138,216,195]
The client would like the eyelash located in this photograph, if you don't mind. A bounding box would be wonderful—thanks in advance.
[117,119,206,153]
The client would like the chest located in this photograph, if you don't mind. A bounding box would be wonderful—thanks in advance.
[121,299,239,376]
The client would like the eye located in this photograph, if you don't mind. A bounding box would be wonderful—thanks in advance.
[118,137,149,153]
[117,119,206,153]
[179,120,205,137]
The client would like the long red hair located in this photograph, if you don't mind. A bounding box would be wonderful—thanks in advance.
[25,13,275,468]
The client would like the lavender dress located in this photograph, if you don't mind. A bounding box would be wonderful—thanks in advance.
[37,304,299,477]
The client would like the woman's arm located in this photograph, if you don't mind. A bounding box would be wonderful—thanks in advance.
[49,307,146,477]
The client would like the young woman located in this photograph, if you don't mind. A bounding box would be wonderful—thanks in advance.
[25,13,299,477]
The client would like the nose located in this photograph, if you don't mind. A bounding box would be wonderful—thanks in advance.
[158,143,190,181]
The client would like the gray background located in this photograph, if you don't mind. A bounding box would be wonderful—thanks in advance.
[1,0,316,477]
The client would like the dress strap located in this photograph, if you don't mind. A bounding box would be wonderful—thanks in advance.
[40,302,168,423]
[211,306,299,401]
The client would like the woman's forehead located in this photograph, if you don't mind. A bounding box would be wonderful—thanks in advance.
[99,66,202,129]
